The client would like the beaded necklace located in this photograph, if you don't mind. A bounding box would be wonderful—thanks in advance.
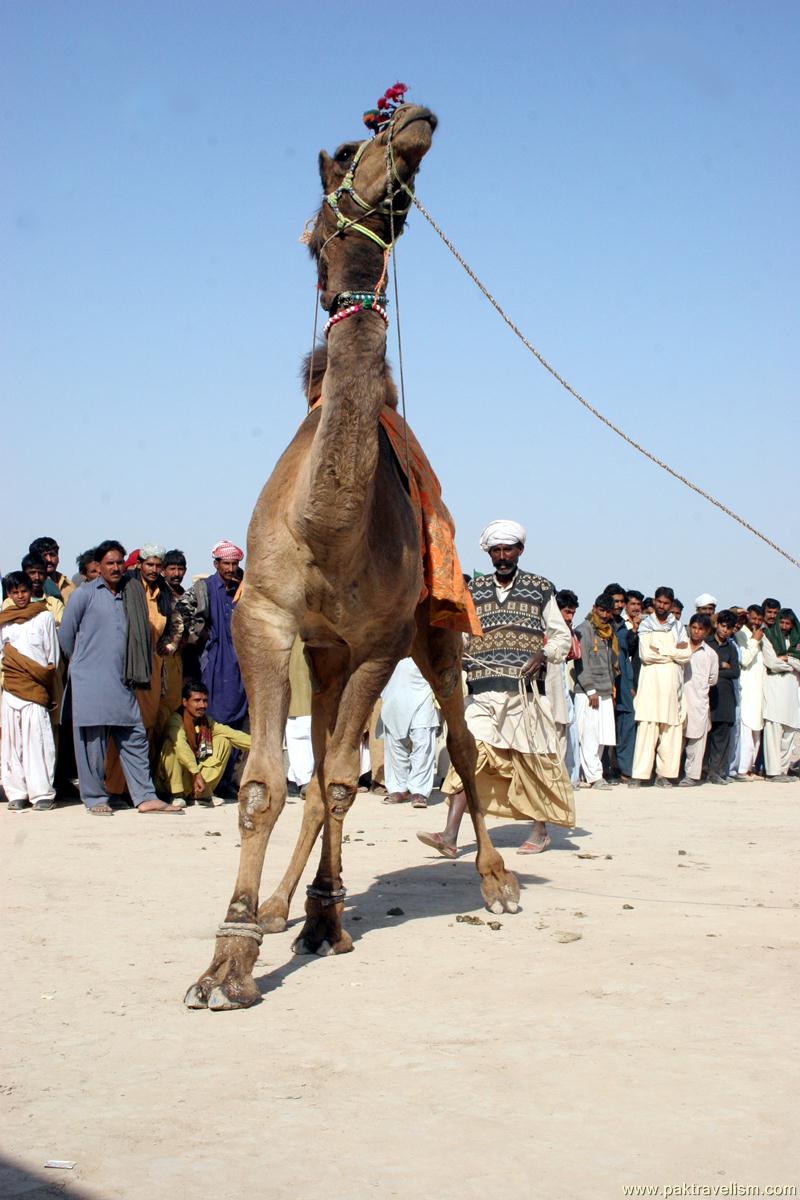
[323,297,389,338]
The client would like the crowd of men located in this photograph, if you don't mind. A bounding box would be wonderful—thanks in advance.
[2,532,799,859]
[1,536,251,815]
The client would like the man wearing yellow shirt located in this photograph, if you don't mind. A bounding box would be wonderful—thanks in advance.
[157,679,251,808]
[29,537,75,606]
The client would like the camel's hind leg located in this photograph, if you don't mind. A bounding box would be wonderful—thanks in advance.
[291,642,411,957]
[412,616,520,915]
[185,592,295,1011]
[257,645,347,934]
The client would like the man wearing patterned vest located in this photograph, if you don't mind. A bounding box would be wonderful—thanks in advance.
[417,519,575,857]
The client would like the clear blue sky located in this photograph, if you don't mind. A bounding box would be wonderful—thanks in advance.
[4,1,798,610]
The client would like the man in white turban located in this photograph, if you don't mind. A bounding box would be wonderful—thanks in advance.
[140,542,166,563]
[417,519,574,858]
[694,593,717,615]
[478,519,527,553]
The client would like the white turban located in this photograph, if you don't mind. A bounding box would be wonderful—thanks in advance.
[479,520,526,552]
[694,592,717,608]
[139,542,166,561]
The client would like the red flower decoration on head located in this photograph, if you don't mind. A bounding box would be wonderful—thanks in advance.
[364,82,411,136]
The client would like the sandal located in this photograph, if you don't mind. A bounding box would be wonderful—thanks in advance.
[88,803,114,816]
[383,791,410,805]
[410,794,428,809]
[518,836,551,854]
[416,831,458,859]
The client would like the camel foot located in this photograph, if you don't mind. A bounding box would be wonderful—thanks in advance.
[257,897,289,935]
[184,984,208,1009]
[292,929,353,957]
[184,974,261,1010]
[291,901,353,957]
[183,932,261,1010]
[480,866,521,915]
[207,983,260,1011]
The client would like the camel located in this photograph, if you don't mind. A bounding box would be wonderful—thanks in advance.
[185,102,519,1011]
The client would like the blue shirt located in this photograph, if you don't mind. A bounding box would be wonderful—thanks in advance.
[59,578,141,726]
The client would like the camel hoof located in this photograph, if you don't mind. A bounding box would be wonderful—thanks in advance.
[184,984,208,1009]
[291,934,316,956]
[208,985,260,1011]
[291,929,353,957]
[481,867,521,915]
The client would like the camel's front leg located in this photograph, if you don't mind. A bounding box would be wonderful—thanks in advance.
[258,647,346,934]
[291,648,408,956]
[185,594,294,1010]
[413,620,520,915]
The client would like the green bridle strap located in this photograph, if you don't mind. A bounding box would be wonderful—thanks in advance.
[323,138,409,252]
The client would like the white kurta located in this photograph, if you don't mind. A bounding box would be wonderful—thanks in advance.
[634,625,692,726]
[574,692,615,783]
[380,658,438,736]
[285,716,314,787]
[284,717,370,786]
[379,659,438,798]
[761,637,800,729]
[0,609,60,804]
[683,642,719,740]
[0,609,61,709]
[735,629,766,731]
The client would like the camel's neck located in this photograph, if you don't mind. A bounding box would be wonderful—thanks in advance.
[300,314,388,551]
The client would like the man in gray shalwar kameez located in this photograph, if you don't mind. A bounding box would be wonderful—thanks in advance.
[59,540,181,815]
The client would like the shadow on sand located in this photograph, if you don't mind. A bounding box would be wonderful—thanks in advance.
[0,1152,103,1199]
[253,822,592,996]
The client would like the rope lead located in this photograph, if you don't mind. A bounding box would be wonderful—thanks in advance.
[387,168,799,571]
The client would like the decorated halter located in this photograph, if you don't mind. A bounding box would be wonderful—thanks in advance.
[322,83,413,254]
[319,84,415,338]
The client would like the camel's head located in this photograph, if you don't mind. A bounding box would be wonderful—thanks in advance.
[310,104,437,297]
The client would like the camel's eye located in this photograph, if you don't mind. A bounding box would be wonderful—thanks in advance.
[335,145,354,165]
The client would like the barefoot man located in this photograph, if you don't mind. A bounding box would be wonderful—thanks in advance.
[417,519,574,858]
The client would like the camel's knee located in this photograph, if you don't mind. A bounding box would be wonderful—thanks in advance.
[434,666,461,700]
[238,780,286,832]
[326,782,356,821]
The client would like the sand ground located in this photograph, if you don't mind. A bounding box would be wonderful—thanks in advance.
[2,780,799,1200]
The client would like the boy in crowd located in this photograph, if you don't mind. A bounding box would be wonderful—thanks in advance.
[680,613,718,786]
[0,571,60,810]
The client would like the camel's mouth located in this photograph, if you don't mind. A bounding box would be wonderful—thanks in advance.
[389,105,438,138]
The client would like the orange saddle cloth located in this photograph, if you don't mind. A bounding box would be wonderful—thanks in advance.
[378,406,481,637]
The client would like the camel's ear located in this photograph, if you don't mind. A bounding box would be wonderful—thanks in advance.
[318,150,335,192]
